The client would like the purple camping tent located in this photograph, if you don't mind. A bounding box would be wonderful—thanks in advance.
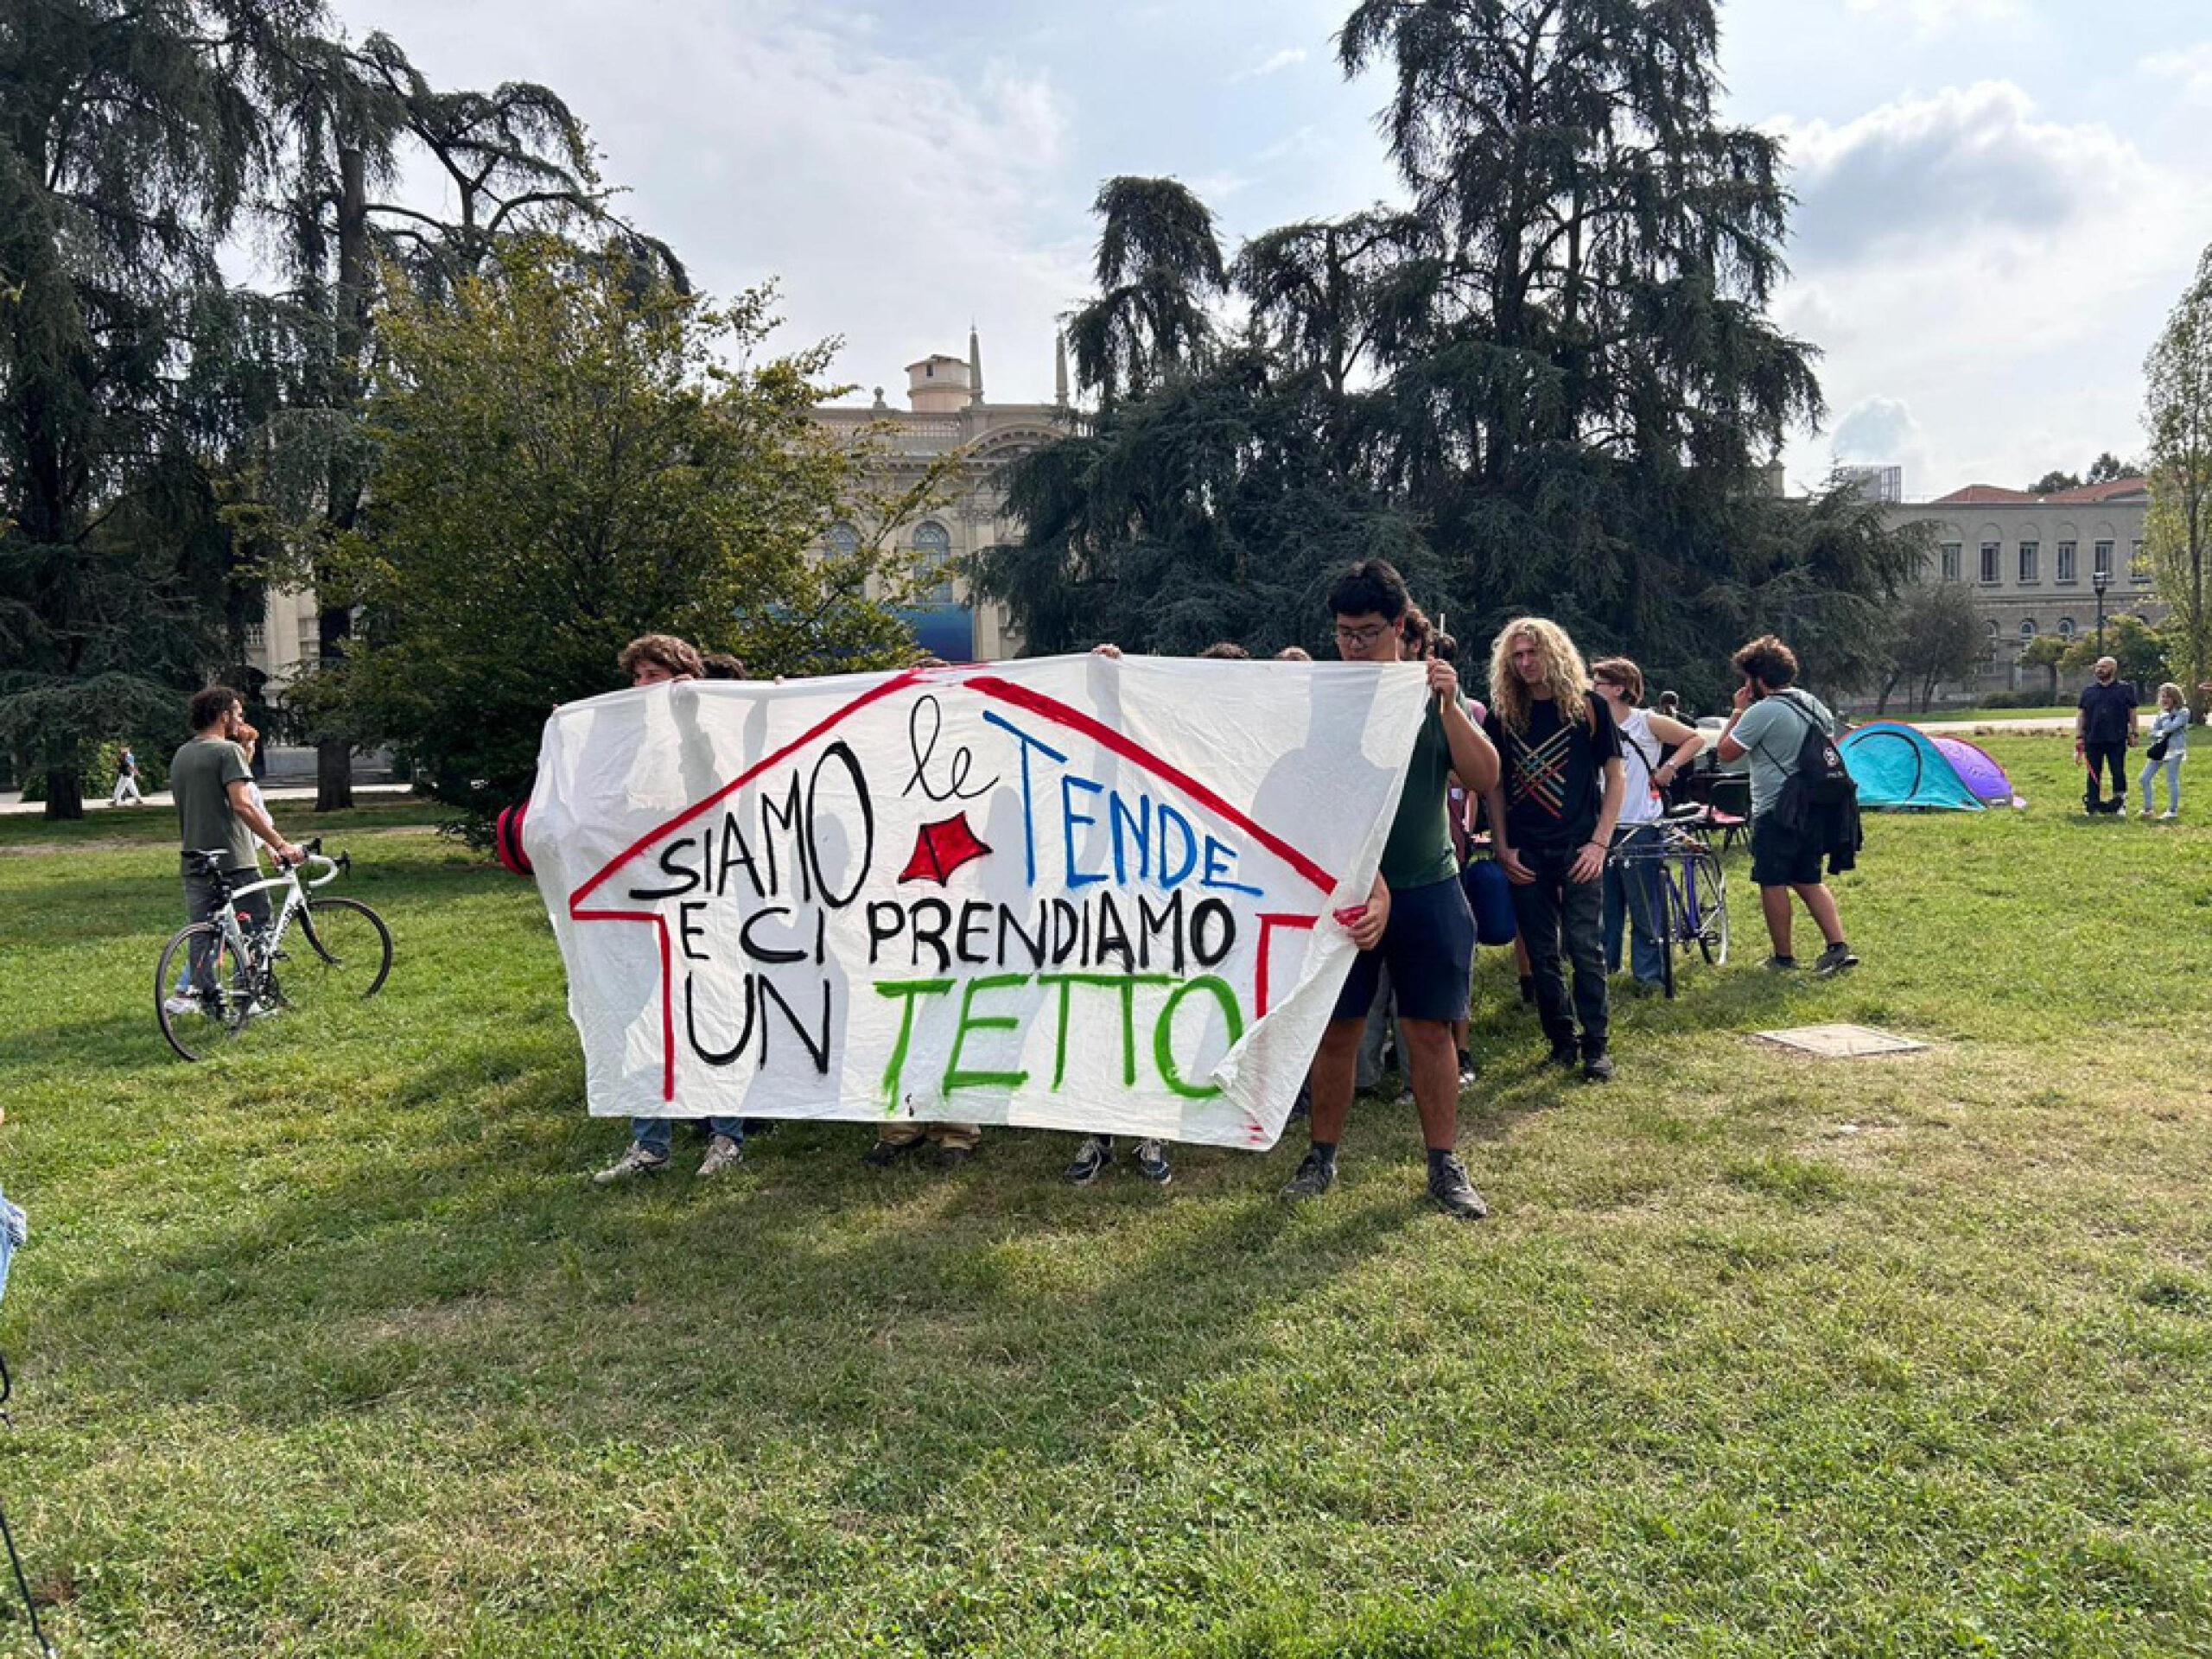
[1929,736,2021,807]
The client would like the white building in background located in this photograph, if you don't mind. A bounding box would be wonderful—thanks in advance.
[1884,474,2158,696]
[241,327,1068,683]
[810,327,1071,662]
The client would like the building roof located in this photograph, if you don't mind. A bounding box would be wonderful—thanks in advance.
[1928,478,2150,506]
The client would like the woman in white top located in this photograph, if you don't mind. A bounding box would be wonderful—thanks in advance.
[1592,658,1707,988]
[2139,682,2190,820]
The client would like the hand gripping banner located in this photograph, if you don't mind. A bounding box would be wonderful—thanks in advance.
[520,655,1430,1149]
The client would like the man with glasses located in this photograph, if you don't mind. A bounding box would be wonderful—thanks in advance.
[1281,561,1500,1219]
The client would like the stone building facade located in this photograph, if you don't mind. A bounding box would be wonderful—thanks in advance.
[1884,477,2158,696]
[240,327,1065,684]
[810,328,1070,662]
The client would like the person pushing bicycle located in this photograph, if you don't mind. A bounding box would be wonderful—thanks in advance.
[167,686,304,1014]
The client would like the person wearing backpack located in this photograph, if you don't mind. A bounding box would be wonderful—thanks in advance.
[1714,636,1859,976]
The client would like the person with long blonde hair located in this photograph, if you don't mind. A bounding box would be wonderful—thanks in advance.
[1481,618,1626,1082]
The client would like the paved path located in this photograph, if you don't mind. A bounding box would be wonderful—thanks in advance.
[1903,714,2155,735]
[0,782,416,818]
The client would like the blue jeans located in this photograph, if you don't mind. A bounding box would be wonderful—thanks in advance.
[1602,825,1666,985]
[2140,753,2183,813]
[631,1116,743,1158]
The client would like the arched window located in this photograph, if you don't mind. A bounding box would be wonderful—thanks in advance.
[1985,620,1999,637]
[2058,617,2076,639]
[2019,619,2037,639]
[912,520,955,603]
[825,522,860,558]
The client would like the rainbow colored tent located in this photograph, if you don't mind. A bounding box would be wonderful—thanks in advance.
[1840,721,2023,811]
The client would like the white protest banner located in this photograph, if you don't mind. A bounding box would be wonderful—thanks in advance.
[519,655,1431,1149]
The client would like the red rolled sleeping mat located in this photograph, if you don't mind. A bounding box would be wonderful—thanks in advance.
[493,800,532,877]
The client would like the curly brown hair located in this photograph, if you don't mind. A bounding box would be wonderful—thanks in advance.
[1731,634,1798,690]
[618,634,704,681]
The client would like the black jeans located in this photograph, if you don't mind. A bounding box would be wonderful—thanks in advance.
[2084,741,2129,812]
[1509,844,1609,1056]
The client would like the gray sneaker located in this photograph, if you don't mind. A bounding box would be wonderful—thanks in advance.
[1812,942,1859,977]
[1427,1154,1488,1220]
[592,1142,670,1185]
[696,1134,744,1178]
[1279,1148,1337,1202]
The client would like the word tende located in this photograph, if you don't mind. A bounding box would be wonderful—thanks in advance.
[521,656,1430,1149]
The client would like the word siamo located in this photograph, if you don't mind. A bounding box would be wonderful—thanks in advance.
[875,971,1245,1104]
[988,711,1261,897]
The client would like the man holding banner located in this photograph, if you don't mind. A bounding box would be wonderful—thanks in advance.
[1281,561,1501,1219]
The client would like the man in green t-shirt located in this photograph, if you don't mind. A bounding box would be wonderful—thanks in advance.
[1281,560,1501,1219]
[168,685,303,1012]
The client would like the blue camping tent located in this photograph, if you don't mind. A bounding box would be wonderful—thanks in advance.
[1840,721,1986,811]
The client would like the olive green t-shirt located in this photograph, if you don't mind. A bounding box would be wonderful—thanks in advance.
[1379,695,1470,892]
[171,736,257,874]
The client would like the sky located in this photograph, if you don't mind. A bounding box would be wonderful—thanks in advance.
[335,0,2212,503]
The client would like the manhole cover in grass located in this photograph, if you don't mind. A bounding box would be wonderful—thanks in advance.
[1753,1023,1929,1058]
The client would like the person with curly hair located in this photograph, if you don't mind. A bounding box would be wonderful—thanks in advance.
[1481,619,1625,1082]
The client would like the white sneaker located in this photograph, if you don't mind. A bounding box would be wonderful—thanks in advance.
[162,995,200,1017]
[2161,810,2179,821]
[696,1134,744,1178]
[592,1143,670,1185]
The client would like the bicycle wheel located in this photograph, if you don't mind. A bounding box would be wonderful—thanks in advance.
[1688,849,1730,966]
[156,922,256,1062]
[293,897,394,1000]
[1653,861,1678,1000]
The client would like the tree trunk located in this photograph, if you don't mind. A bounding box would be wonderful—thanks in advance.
[42,766,83,821]
[312,143,371,815]
[316,736,353,812]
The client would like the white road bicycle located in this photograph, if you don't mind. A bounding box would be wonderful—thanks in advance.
[156,837,392,1062]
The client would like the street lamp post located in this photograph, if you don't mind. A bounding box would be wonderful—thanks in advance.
[2094,567,2111,658]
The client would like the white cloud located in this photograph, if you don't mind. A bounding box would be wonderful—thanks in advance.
[1776,80,2144,265]
[1770,80,2209,494]
[1842,0,2023,32]
[2139,43,2212,99]
[1230,47,1307,83]
[342,0,1091,403]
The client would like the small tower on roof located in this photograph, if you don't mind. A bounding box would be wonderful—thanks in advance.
[1054,330,1069,407]
[968,323,984,407]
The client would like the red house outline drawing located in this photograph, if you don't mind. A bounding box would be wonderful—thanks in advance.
[563,666,1344,1103]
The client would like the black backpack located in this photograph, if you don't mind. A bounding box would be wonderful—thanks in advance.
[1768,693,1863,871]
[1771,694,1853,815]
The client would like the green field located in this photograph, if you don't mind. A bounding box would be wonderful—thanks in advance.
[2,743,2210,1656]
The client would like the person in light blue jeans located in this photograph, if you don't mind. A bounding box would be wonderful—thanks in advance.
[2139,681,2190,819]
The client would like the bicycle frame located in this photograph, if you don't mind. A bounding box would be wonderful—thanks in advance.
[202,855,343,988]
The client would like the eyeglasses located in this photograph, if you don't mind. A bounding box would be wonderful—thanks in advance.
[1334,623,1395,647]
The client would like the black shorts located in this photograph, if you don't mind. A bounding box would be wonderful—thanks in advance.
[1750,812,1824,888]
[1332,874,1476,1024]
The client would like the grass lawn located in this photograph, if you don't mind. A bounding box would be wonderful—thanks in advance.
[3,746,2211,1656]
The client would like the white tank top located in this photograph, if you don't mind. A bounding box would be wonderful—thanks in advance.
[1617,707,1663,824]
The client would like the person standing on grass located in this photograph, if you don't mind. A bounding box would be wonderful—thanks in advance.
[1281,559,1500,1219]
[2075,656,2138,817]
[167,687,303,1015]
[594,633,751,1185]
[1483,620,1624,1083]
[1713,635,1858,976]
[2140,683,2189,820]
[1591,658,1706,993]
